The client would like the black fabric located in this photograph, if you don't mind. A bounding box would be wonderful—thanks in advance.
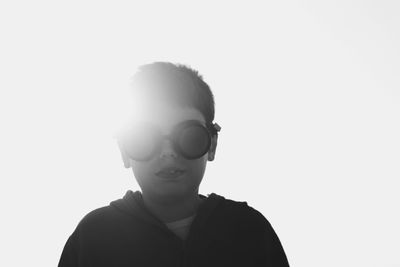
[58,190,290,267]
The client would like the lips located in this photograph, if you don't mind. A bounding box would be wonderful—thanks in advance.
[155,167,186,179]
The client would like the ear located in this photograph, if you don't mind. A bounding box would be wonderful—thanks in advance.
[207,134,218,161]
[117,141,131,168]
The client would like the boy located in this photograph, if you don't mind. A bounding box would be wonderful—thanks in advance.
[58,62,290,267]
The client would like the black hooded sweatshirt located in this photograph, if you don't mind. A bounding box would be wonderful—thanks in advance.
[58,190,290,267]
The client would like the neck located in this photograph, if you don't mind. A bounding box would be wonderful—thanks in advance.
[141,190,203,223]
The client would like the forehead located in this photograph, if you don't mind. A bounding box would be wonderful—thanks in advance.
[131,103,205,133]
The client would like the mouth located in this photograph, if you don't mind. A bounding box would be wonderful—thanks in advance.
[155,168,186,179]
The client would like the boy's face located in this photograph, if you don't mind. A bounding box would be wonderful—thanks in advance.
[117,102,218,201]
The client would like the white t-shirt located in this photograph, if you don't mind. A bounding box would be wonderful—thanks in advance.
[165,214,196,240]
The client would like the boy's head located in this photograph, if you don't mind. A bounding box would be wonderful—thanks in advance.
[116,62,221,201]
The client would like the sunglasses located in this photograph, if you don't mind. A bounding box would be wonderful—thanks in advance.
[117,120,221,161]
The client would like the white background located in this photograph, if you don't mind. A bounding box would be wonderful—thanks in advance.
[1,1,399,266]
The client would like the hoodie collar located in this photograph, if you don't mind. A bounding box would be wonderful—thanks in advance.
[110,190,225,230]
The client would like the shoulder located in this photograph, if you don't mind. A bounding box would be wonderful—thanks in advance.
[213,193,274,230]
[74,205,120,232]
[218,195,288,250]
[219,196,290,266]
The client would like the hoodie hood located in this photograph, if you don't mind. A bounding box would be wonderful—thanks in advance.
[110,190,226,231]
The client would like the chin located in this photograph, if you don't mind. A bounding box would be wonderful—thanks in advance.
[152,186,194,199]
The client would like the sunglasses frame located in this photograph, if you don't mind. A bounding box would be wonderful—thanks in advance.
[118,119,221,161]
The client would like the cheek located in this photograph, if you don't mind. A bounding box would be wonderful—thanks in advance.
[184,155,208,178]
[130,161,154,183]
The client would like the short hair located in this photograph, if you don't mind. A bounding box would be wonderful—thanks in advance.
[129,62,219,136]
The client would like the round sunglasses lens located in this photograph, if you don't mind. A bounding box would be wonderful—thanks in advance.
[122,124,157,161]
[178,125,210,158]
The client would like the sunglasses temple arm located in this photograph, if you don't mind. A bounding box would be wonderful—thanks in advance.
[208,122,221,136]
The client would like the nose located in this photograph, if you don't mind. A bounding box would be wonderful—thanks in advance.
[159,138,178,159]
